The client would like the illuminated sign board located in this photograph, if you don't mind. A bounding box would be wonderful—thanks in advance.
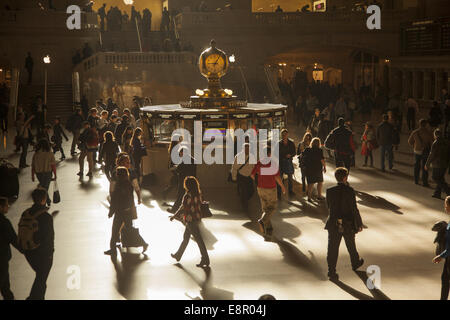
[313,0,326,12]
[230,113,252,119]
[203,114,227,120]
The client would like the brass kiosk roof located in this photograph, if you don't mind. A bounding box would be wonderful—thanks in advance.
[140,103,287,115]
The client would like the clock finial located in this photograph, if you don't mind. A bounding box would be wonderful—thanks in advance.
[210,39,216,48]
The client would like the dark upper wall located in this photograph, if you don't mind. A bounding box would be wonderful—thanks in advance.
[168,0,252,12]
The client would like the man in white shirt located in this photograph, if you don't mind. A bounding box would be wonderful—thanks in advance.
[231,143,255,212]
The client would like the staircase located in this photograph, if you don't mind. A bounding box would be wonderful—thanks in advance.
[46,84,73,122]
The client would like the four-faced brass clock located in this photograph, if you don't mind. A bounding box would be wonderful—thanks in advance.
[199,40,229,96]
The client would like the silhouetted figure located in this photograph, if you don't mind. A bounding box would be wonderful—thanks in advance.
[325,168,364,281]
[98,3,106,31]
[425,129,450,200]
[72,50,82,65]
[432,196,450,300]
[168,148,197,214]
[0,197,20,300]
[275,5,283,13]
[25,52,34,85]
[142,8,152,36]
[82,43,93,60]
[301,4,310,12]
[376,114,395,172]
[325,118,356,172]
[105,167,148,256]
[161,7,170,32]
[19,188,55,300]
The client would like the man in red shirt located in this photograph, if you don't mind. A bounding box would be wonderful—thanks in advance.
[251,146,286,239]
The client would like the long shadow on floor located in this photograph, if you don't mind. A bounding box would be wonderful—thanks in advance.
[354,168,393,180]
[284,199,329,223]
[330,278,374,300]
[78,178,102,191]
[175,264,234,300]
[271,236,327,281]
[111,251,149,300]
[355,270,391,300]
[355,191,403,215]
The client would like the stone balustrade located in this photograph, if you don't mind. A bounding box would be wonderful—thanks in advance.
[75,51,198,73]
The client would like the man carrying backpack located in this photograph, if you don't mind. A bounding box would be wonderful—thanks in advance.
[0,197,21,300]
[325,118,356,172]
[18,188,54,300]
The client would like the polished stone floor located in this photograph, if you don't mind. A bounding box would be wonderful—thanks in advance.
[1,124,449,300]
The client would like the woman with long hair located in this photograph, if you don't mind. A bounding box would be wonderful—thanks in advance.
[100,131,119,180]
[105,166,148,256]
[297,132,313,194]
[31,139,56,206]
[130,127,146,180]
[170,176,210,268]
[361,122,376,167]
[302,137,326,202]
[121,126,133,154]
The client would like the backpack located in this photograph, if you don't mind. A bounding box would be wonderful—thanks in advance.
[18,208,47,251]
[86,128,99,149]
[432,221,448,256]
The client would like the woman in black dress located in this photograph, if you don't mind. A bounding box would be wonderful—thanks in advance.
[297,132,312,194]
[130,127,146,180]
[105,166,148,256]
[303,137,326,202]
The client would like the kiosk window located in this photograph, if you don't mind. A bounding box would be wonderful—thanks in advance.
[203,121,227,141]
[154,119,177,142]
[273,116,285,130]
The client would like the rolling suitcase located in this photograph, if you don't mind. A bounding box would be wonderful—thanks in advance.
[0,159,19,199]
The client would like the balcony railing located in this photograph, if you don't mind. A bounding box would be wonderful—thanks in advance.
[175,10,412,31]
[76,51,198,73]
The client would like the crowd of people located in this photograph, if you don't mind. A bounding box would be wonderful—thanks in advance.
[97,4,160,35]
[0,81,449,299]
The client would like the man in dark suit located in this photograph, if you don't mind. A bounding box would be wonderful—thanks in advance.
[325,167,364,281]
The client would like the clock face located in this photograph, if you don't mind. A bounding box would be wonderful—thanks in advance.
[204,54,225,74]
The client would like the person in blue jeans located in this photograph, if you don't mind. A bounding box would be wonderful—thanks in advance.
[433,196,450,300]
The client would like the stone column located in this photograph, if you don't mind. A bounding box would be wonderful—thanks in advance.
[435,70,442,101]
[402,70,409,99]
[412,70,419,99]
[423,70,432,101]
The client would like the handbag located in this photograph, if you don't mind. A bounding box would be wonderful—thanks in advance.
[53,180,61,204]
[120,226,144,248]
[200,201,212,219]
[123,206,138,220]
